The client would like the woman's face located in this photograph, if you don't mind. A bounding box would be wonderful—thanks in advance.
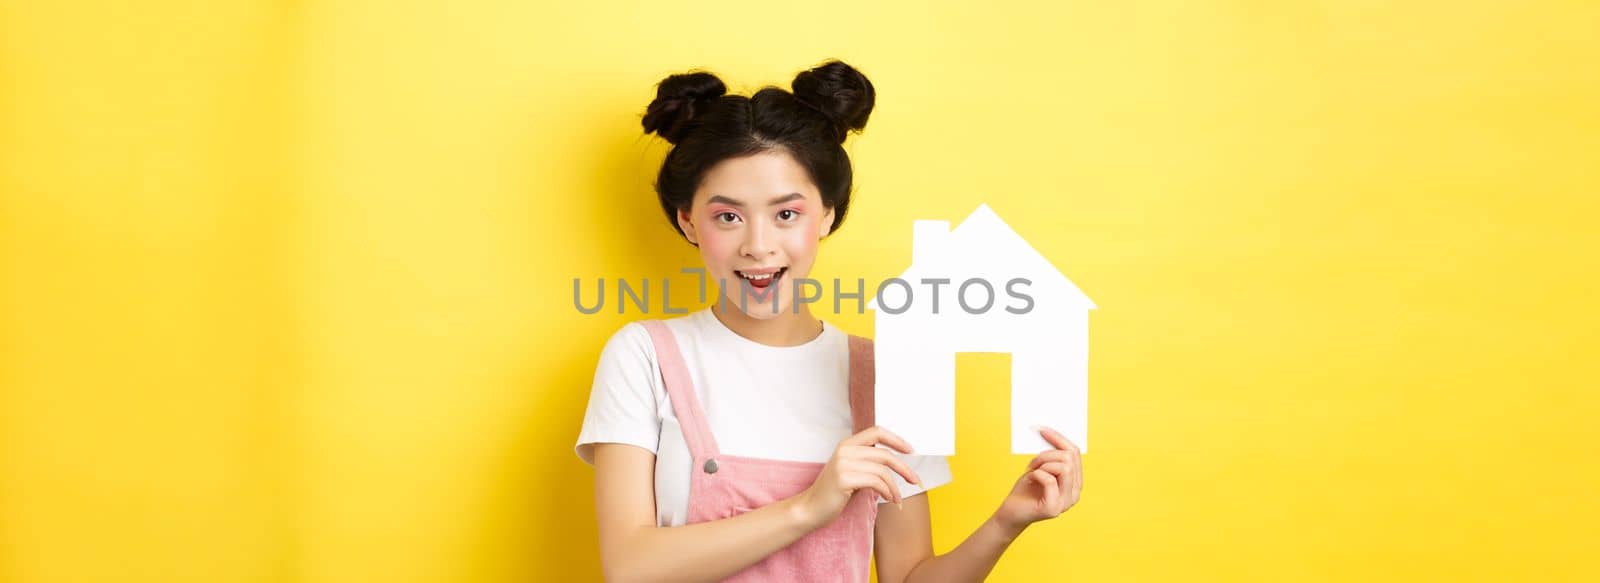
[677,150,835,320]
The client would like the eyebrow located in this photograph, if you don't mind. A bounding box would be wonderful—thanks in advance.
[706,193,805,208]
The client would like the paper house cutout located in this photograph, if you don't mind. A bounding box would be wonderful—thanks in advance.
[868,203,1095,455]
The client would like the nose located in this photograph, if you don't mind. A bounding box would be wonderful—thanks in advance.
[740,217,776,259]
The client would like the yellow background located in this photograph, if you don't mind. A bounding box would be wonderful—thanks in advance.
[3,1,1596,581]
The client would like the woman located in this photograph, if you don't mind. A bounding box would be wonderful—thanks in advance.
[574,59,1082,582]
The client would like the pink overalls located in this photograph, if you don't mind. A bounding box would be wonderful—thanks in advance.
[640,319,880,582]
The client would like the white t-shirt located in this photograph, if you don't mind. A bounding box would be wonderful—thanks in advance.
[574,306,952,527]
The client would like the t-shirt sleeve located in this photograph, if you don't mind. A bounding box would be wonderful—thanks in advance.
[882,452,954,503]
[574,322,662,466]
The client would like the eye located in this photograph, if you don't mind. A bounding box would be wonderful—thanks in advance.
[715,211,741,224]
[777,209,799,221]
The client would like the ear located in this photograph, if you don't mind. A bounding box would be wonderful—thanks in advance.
[676,207,698,246]
[819,207,836,239]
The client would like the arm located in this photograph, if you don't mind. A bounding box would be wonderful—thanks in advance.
[874,426,1084,583]
[592,443,818,583]
[593,426,923,582]
[900,514,1024,582]
[873,492,1023,583]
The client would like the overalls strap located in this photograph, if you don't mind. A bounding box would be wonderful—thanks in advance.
[639,320,721,459]
[639,320,876,458]
[846,334,876,434]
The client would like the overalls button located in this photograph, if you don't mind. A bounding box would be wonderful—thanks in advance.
[703,459,719,474]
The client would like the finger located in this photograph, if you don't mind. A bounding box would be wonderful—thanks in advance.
[1042,470,1061,511]
[1037,426,1079,454]
[1031,469,1060,510]
[1070,448,1082,494]
[1029,469,1053,492]
[844,425,915,455]
[1071,450,1082,498]
[1026,450,1070,472]
[1039,461,1071,498]
[842,468,898,506]
[845,460,902,506]
[849,446,922,485]
[871,474,901,506]
[875,466,904,506]
[1038,461,1070,481]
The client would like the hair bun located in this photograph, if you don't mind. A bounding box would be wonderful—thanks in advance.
[790,60,875,143]
[642,71,728,144]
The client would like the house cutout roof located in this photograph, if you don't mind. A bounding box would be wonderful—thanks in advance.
[868,203,1097,311]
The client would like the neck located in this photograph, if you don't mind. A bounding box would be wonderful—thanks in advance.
[711,302,824,347]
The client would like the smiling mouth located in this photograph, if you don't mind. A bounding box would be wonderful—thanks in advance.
[734,267,787,290]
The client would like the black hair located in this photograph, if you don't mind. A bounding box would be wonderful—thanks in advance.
[640,59,875,244]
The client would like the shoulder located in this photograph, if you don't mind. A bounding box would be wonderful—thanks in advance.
[576,320,671,465]
[610,319,652,342]
[593,314,702,380]
[600,320,656,358]
[591,320,663,387]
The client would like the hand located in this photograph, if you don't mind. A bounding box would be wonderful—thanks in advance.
[991,426,1082,536]
[794,426,923,529]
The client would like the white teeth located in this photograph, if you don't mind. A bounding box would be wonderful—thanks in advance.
[738,269,783,280]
